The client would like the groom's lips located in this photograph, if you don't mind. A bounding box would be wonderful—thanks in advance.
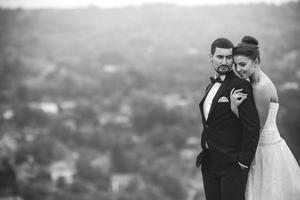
[219,65,229,70]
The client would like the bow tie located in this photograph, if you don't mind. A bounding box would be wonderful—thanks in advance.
[210,77,223,84]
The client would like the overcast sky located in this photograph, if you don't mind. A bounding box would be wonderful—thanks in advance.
[0,0,297,9]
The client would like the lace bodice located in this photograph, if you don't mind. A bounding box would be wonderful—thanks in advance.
[258,102,282,145]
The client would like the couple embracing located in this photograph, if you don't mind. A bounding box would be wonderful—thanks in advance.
[196,36,300,200]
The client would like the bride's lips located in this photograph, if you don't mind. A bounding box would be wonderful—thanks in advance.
[238,72,247,78]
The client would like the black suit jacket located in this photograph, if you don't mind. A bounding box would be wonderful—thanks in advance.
[196,71,260,171]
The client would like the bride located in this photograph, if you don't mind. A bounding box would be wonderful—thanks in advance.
[230,35,300,200]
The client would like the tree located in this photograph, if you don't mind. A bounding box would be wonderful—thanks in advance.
[16,136,68,166]
[153,173,187,200]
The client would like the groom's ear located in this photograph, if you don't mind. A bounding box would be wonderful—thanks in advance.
[209,53,213,61]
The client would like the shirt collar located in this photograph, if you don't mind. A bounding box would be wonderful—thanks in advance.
[214,74,226,81]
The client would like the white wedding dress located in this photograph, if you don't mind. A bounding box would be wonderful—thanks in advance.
[245,102,300,200]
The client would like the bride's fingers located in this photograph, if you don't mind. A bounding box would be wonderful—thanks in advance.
[232,94,247,101]
[233,89,243,94]
[230,88,235,96]
[235,92,247,97]
[231,89,244,97]
[234,93,246,97]
[231,93,239,98]
[238,96,247,103]
[239,94,247,98]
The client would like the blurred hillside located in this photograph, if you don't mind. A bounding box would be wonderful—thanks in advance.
[0,2,300,200]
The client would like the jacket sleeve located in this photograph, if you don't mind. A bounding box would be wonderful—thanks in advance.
[236,80,260,167]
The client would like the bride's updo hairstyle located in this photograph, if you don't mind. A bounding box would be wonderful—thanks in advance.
[233,36,260,63]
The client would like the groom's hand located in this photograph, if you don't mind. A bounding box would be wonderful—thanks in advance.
[196,151,206,168]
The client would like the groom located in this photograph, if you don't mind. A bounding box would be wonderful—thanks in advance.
[196,38,260,200]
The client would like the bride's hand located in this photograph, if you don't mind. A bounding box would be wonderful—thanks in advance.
[230,88,247,117]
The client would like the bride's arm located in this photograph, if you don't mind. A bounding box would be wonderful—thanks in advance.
[233,81,260,169]
[230,88,247,117]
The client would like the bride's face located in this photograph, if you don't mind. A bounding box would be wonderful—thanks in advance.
[234,55,256,79]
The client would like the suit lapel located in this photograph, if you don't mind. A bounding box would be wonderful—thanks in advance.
[199,83,213,123]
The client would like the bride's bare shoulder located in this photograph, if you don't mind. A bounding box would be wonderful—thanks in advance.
[253,73,278,103]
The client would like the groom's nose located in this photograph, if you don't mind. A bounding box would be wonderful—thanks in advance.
[222,58,227,65]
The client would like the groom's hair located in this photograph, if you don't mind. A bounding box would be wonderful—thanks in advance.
[211,38,234,55]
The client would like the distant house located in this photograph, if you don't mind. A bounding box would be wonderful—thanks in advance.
[186,137,200,147]
[62,118,78,131]
[99,114,112,125]
[17,156,38,181]
[119,103,132,117]
[2,109,14,120]
[0,106,14,121]
[0,134,17,152]
[91,153,111,174]
[180,148,197,162]
[110,173,144,193]
[186,174,205,200]
[22,127,42,142]
[48,160,76,185]
[60,101,76,111]
[180,137,200,169]
[163,93,189,109]
[114,115,131,124]
[28,102,59,114]
[98,113,131,127]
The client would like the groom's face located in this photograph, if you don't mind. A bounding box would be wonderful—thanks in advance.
[210,47,233,75]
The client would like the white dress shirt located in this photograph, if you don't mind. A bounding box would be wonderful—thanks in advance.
[203,75,225,120]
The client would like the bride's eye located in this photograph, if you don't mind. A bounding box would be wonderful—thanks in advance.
[239,62,246,67]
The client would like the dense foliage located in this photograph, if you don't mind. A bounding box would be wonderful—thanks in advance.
[0,2,299,200]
